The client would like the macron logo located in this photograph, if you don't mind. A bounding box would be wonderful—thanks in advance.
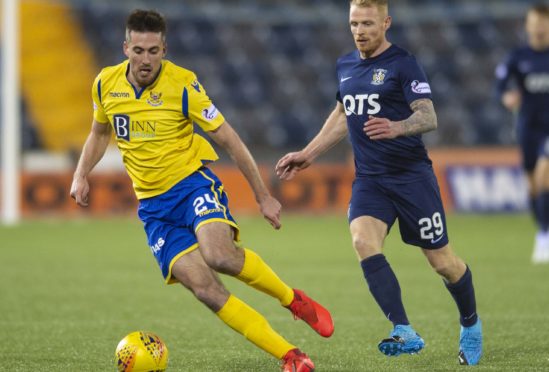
[109,92,130,98]
[340,76,352,83]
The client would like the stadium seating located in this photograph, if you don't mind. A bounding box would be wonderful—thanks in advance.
[18,0,530,152]
[19,1,100,152]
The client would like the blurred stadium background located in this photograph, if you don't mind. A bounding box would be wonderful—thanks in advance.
[0,0,540,220]
[12,0,530,152]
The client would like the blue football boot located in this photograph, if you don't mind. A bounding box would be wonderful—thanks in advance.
[458,318,482,365]
[378,324,425,356]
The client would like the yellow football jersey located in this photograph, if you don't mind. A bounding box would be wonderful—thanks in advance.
[91,60,225,199]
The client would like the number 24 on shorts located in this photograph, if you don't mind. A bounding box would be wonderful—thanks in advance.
[193,193,221,215]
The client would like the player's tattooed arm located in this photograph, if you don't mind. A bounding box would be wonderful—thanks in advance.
[399,98,437,136]
[364,98,437,140]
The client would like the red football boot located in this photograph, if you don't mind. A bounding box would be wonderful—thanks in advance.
[281,348,315,372]
[287,289,334,337]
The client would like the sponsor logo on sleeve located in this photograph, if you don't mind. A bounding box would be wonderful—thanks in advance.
[411,80,431,94]
[191,79,201,92]
[202,104,219,121]
[495,63,508,79]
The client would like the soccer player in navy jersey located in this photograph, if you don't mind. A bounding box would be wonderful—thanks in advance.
[496,4,549,264]
[276,0,482,365]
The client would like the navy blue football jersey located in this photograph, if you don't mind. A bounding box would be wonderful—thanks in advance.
[336,45,434,181]
[495,46,549,132]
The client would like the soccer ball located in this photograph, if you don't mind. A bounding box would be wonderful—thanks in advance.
[115,331,169,372]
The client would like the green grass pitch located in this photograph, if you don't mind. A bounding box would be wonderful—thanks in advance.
[1,214,548,371]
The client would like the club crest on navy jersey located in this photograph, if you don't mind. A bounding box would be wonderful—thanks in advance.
[147,91,163,107]
[371,69,387,85]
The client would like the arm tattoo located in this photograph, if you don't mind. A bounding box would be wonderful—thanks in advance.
[399,98,437,136]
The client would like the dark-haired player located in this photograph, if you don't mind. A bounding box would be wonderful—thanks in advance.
[276,0,482,365]
[496,3,549,264]
[70,9,333,372]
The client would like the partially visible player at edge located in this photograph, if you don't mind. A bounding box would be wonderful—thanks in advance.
[70,9,332,372]
[276,0,482,366]
[495,3,549,264]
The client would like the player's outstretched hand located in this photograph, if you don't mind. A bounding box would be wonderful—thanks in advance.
[502,90,521,113]
[275,152,311,180]
[364,115,402,140]
[70,175,90,207]
[258,195,282,230]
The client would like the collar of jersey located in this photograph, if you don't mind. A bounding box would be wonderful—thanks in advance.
[357,44,395,64]
[125,60,164,99]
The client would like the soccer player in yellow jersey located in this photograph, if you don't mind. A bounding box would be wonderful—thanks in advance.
[70,9,333,372]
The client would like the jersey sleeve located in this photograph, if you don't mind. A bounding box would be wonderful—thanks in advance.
[399,56,433,104]
[91,73,109,124]
[494,51,517,99]
[183,75,225,132]
[336,58,343,103]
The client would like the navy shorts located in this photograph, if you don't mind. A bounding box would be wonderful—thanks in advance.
[137,167,239,284]
[348,173,449,249]
[517,126,549,172]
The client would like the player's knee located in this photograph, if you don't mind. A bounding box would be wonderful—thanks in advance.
[202,253,229,272]
[352,235,381,257]
[191,286,212,303]
[430,256,463,281]
[431,261,453,278]
[202,247,242,275]
[190,284,229,311]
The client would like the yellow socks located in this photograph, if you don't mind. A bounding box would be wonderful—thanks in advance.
[236,248,294,306]
[216,294,295,359]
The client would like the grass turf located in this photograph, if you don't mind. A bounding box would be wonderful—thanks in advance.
[1,214,548,371]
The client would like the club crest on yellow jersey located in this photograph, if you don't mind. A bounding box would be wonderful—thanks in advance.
[147,91,163,107]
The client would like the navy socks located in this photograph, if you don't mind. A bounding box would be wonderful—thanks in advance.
[361,254,478,328]
[361,254,409,326]
[537,192,549,232]
[445,266,478,327]
[530,195,539,224]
